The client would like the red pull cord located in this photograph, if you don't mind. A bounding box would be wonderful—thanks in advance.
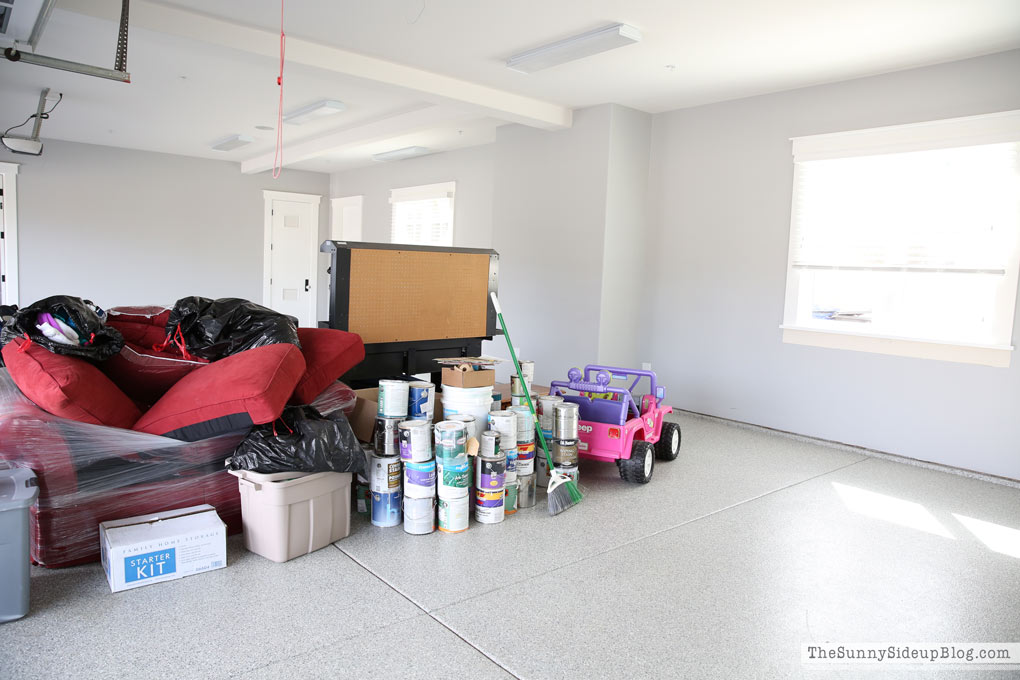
[272,0,286,179]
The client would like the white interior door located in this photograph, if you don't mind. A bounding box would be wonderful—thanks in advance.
[265,194,319,327]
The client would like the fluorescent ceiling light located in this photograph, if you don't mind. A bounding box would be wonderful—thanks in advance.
[506,23,641,74]
[372,146,432,162]
[210,134,254,152]
[283,99,346,125]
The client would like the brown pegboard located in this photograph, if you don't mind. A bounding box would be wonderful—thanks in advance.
[348,249,490,343]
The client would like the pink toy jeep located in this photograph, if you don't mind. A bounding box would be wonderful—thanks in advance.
[548,365,681,484]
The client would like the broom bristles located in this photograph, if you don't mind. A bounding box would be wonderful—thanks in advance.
[548,477,583,516]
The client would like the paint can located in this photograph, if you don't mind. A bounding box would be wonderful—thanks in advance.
[487,411,517,450]
[505,449,518,485]
[536,452,551,488]
[553,462,579,485]
[371,489,402,527]
[551,438,579,466]
[510,406,535,443]
[408,381,435,422]
[517,473,536,508]
[553,401,579,440]
[438,495,469,533]
[403,496,436,535]
[475,453,506,490]
[373,416,402,457]
[474,488,505,524]
[403,459,437,499]
[445,414,476,443]
[398,420,432,462]
[369,452,402,493]
[479,430,501,457]
[516,440,536,475]
[537,395,564,440]
[377,379,410,418]
[434,420,468,464]
[436,460,471,498]
[511,393,538,408]
[355,483,372,516]
[519,360,535,393]
[509,374,526,398]
[504,481,518,515]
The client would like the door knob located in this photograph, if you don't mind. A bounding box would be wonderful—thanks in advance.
[304,279,310,292]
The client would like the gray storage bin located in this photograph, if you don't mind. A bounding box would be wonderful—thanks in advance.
[1,468,39,623]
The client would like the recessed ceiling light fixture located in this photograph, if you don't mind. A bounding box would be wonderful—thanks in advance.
[283,99,346,125]
[506,23,641,74]
[210,134,254,151]
[372,146,432,162]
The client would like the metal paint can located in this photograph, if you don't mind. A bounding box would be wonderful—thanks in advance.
[511,393,538,408]
[369,452,402,493]
[519,360,535,392]
[403,459,437,499]
[538,395,563,440]
[437,460,471,498]
[553,462,579,485]
[510,406,535,443]
[504,481,518,515]
[434,420,468,464]
[374,416,402,457]
[408,381,435,421]
[474,488,505,524]
[438,495,469,533]
[509,374,525,398]
[487,411,517,450]
[475,453,506,490]
[536,452,551,488]
[516,440,536,475]
[505,450,518,485]
[398,420,432,462]
[553,401,579,440]
[377,379,410,418]
[479,430,501,457]
[517,473,536,508]
[371,489,402,527]
[403,496,436,535]
[551,438,579,466]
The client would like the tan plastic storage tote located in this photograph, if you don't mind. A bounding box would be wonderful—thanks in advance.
[229,470,352,562]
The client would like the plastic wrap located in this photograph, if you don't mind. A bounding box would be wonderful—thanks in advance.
[166,296,300,361]
[0,369,244,568]
[309,380,358,417]
[0,296,124,361]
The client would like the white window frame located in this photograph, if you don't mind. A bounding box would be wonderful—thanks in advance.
[781,110,1020,368]
[0,162,19,306]
[389,181,455,246]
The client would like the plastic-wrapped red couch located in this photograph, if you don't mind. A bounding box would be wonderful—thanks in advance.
[0,308,363,567]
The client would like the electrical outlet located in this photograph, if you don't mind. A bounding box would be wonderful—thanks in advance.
[641,362,652,371]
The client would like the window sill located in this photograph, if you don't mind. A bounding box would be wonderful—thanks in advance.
[780,325,1013,367]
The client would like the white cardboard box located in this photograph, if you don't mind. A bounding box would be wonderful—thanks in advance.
[99,504,226,593]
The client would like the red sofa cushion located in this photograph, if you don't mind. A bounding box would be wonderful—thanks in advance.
[290,327,365,405]
[107,306,173,348]
[133,343,306,441]
[101,343,208,405]
[2,337,142,429]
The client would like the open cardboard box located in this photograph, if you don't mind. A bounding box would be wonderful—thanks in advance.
[349,386,445,443]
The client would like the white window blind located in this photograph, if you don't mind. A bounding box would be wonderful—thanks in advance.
[390,181,455,247]
[782,110,1020,366]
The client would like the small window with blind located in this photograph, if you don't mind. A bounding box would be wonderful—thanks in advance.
[782,111,1020,367]
[390,181,455,247]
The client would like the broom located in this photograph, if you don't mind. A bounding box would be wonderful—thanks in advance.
[490,293,583,515]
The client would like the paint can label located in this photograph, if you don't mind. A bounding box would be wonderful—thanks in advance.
[408,382,435,421]
[378,380,410,418]
[398,421,432,462]
[480,430,501,457]
[553,464,579,484]
[552,439,579,466]
[403,496,435,535]
[476,455,506,490]
[370,454,402,492]
[403,460,437,497]
[437,461,471,489]
[438,496,469,533]
[516,441,536,475]
[371,490,402,527]
[487,412,517,444]
[505,483,518,514]
[474,488,505,508]
[505,451,518,475]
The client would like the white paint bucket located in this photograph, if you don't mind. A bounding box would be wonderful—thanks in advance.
[377,380,410,418]
[441,385,493,441]
[403,459,437,499]
[403,496,435,535]
[370,453,402,493]
[438,495,469,533]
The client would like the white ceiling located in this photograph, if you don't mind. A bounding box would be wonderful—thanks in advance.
[0,0,1017,174]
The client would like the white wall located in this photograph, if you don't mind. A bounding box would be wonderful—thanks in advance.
[646,49,1020,479]
[11,140,329,313]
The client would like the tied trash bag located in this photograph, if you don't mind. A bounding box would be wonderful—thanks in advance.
[0,296,123,361]
[227,406,366,475]
[166,296,301,361]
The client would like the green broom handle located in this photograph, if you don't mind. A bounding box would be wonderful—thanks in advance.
[490,293,554,469]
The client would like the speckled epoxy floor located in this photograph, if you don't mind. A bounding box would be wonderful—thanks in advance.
[3,413,1019,679]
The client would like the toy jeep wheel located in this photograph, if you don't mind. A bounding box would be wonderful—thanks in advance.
[620,441,654,484]
[656,422,681,461]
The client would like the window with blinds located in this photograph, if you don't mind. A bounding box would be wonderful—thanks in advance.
[782,111,1020,366]
[390,181,455,247]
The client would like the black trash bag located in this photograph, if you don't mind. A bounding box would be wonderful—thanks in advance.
[0,295,123,361]
[0,305,16,367]
[226,406,366,475]
[166,296,301,361]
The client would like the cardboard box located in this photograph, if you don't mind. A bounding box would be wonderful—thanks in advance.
[442,367,495,389]
[350,388,380,443]
[100,505,226,593]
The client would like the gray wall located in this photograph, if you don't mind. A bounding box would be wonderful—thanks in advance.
[646,49,1020,479]
[12,140,329,312]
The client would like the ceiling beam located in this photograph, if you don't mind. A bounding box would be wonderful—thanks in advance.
[58,0,572,131]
